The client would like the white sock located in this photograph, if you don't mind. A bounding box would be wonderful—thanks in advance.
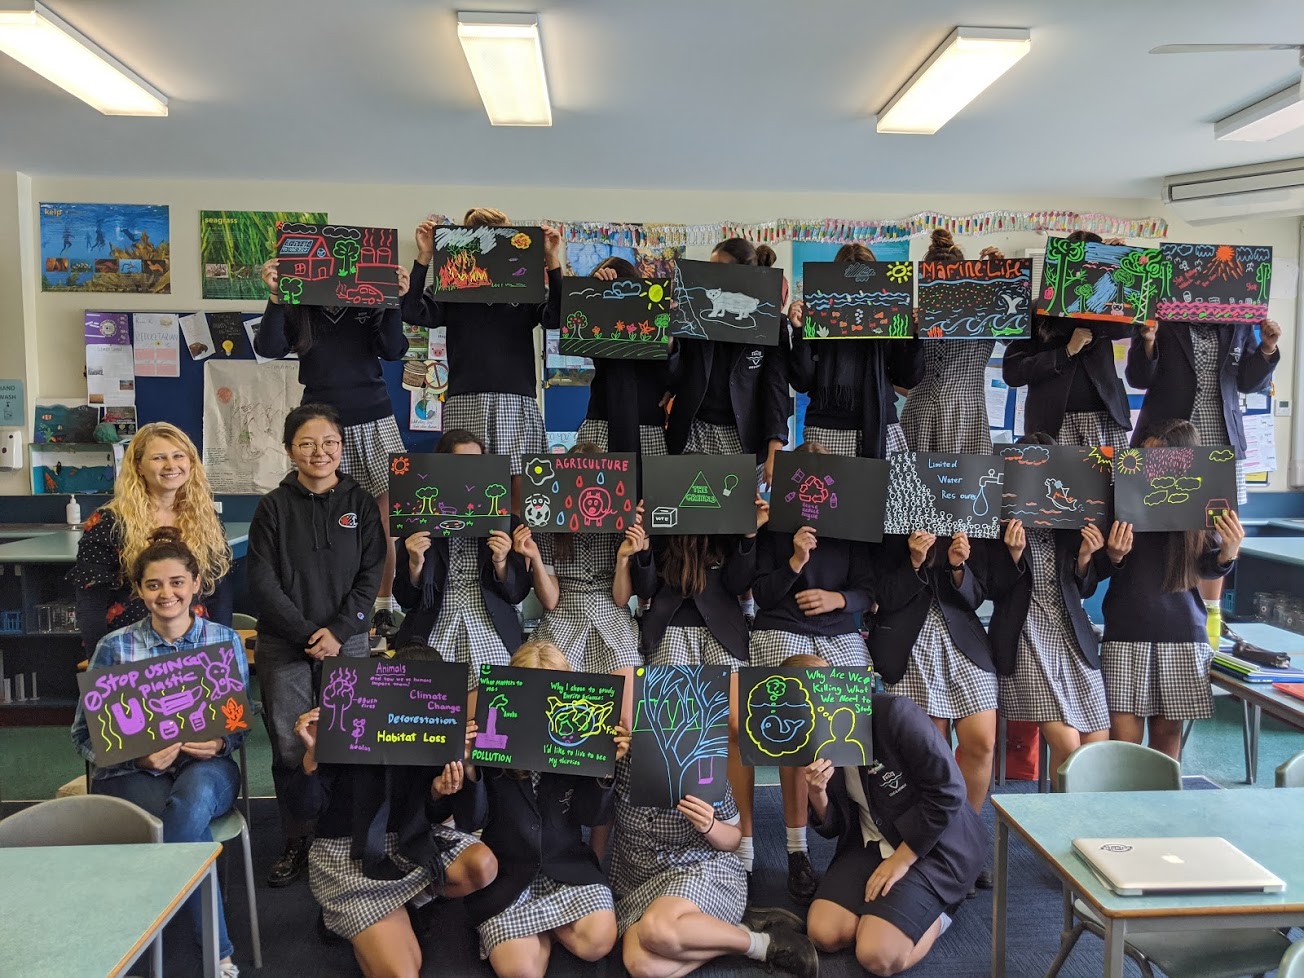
[373,597,387,613]
[937,912,953,936]
[786,827,808,854]
[737,835,755,872]
[741,596,756,617]
[739,926,770,961]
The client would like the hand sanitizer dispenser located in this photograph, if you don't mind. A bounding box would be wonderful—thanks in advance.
[66,494,82,526]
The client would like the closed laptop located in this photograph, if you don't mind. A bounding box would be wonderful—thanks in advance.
[1072,837,1285,896]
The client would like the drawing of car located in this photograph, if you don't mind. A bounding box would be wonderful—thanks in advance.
[335,283,387,305]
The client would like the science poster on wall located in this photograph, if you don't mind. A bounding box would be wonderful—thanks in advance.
[40,202,171,293]
[201,210,328,299]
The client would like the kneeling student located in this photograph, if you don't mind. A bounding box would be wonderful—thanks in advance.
[802,655,984,977]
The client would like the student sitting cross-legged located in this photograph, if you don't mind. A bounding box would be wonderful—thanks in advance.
[801,653,985,977]
[284,644,497,978]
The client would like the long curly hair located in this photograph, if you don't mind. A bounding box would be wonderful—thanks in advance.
[104,422,231,596]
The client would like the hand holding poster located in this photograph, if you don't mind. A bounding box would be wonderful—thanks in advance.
[520,453,637,533]
[315,658,468,766]
[768,452,889,543]
[642,455,757,535]
[388,453,512,536]
[1000,445,1113,530]
[1113,446,1238,532]
[470,665,625,776]
[78,644,252,766]
[738,667,874,767]
[628,665,730,809]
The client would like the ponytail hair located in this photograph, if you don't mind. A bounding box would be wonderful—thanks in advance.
[131,527,200,587]
[755,244,778,267]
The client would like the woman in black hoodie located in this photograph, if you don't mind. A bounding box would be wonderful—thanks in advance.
[249,403,388,888]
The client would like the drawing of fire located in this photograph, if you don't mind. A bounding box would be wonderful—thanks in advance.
[438,249,492,291]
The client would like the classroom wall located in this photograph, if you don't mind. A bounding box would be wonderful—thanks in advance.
[1,174,1299,493]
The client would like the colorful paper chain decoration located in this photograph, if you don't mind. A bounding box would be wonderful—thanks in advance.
[429,211,1168,248]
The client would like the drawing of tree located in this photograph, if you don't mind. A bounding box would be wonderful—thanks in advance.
[279,276,304,305]
[1042,237,1087,316]
[414,486,440,515]
[485,483,507,515]
[332,238,361,278]
[1073,282,1094,313]
[1256,262,1272,301]
[637,666,730,805]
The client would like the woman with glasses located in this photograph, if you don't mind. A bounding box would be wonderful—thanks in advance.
[248,404,389,889]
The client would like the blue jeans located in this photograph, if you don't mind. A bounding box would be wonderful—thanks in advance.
[95,756,240,960]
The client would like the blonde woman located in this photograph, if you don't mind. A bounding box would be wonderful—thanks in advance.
[69,421,232,654]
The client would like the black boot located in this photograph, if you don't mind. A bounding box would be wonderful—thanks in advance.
[763,925,820,978]
[786,851,819,905]
[268,836,310,887]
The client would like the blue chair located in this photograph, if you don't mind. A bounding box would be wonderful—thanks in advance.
[1280,941,1304,978]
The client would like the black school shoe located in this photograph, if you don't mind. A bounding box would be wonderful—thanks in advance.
[268,836,311,888]
[742,905,807,934]
[372,608,399,639]
[787,851,819,905]
[764,925,820,978]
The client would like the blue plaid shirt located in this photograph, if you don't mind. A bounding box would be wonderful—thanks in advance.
[71,615,251,781]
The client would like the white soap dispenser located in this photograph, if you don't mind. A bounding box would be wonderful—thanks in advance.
[66,493,82,526]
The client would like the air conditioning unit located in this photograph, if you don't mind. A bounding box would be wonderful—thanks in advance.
[1163,157,1304,225]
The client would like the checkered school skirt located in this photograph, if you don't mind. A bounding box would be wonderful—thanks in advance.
[443,393,546,475]
[684,419,744,455]
[887,605,998,719]
[576,418,668,457]
[649,625,742,672]
[900,339,996,455]
[428,540,511,689]
[478,875,613,958]
[1100,641,1215,721]
[749,629,869,670]
[340,415,406,498]
[996,531,1109,733]
[1058,411,1131,454]
[309,828,478,940]
[801,423,908,459]
[1189,325,1248,505]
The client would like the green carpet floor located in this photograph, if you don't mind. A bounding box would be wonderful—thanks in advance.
[2,687,1299,802]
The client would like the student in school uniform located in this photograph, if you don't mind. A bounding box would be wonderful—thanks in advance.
[72,529,249,978]
[610,744,818,978]
[450,640,625,978]
[901,231,1006,455]
[283,645,497,978]
[988,433,1111,779]
[402,211,563,514]
[868,529,997,885]
[391,429,530,689]
[749,442,874,903]
[786,243,922,458]
[1097,418,1246,761]
[247,403,389,888]
[665,238,791,485]
[257,259,411,634]
[623,497,768,882]
[801,664,985,978]
[1002,232,1132,452]
[577,257,670,458]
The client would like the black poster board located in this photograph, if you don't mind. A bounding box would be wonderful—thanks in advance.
[1035,237,1171,327]
[206,312,250,359]
[78,643,252,765]
[429,225,546,304]
[470,665,624,776]
[768,452,889,543]
[629,665,730,809]
[520,453,637,533]
[643,454,757,535]
[918,258,1032,340]
[669,259,783,347]
[1157,243,1272,325]
[883,452,1003,539]
[316,658,467,766]
[276,224,400,309]
[388,452,512,536]
[559,276,672,360]
[1113,446,1238,532]
[738,667,875,767]
[801,261,914,339]
[999,445,1113,530]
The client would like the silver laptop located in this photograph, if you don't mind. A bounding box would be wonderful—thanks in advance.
[1072,837,1285,896]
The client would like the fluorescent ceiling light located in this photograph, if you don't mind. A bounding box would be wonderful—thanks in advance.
[0,2,166,116]
[457,11,551,126]
[1215,80,1304,142]
[877,27,1030,135]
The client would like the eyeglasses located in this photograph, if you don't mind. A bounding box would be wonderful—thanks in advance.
[294,439,342,455]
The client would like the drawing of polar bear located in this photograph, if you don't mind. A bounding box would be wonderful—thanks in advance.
[705,288,760,320]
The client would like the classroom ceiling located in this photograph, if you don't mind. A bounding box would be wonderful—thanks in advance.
[2,0,1304,199]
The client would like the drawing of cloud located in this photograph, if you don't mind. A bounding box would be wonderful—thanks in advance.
[1209,449,1235,463]
[1002,446,1049,465]
[279,222,318,235]
[321,225,362,239]
[602,281,642,299]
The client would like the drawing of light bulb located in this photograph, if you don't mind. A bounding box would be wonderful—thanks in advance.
[221,339,234,356]
[722,473,739,497]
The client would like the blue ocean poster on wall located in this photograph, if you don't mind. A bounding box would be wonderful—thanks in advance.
[39,202,171,293]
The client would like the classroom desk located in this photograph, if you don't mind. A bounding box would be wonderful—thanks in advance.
[0,841,223,978]
[1233,538,1304,618]
[0,523,251,563]
[992,789,1304,978]
[1212,624,1304,784]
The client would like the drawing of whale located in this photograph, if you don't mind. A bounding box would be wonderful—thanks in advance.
[760,714,805,744]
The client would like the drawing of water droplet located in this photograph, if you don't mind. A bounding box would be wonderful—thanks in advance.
[564,495,573,509]
[569,513,579,532]
[551,481,560,493]
[596,472,605,485]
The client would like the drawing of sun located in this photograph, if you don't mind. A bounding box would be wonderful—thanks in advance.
[885,262,912,284]
[510,232,532,249]
[1114,448,1144,476]
[642,280,667,311]
[1086,446,1113,473]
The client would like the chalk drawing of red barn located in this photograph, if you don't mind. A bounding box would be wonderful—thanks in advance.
[279,232,334,281]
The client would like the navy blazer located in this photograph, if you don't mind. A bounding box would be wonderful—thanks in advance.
[666,338,791,457]
[391,518,530,653]
[1126,322,1278,456]
[808,693,986,907]
[1003,318,1131,438]
[632,537,757,662]
[752,529,874,638]
[867,537,994,685]
[457,770,614,925]
[986,530,1101,674]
